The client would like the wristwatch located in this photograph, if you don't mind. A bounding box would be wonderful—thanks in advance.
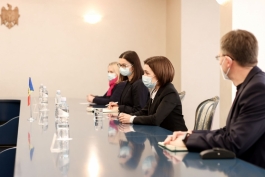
[182,133,190,144]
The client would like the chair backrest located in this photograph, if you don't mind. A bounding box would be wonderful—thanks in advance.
[0,100,21,124]
[178,91,186,101]
[0,147,16,177]
[0,117,19,146]
[194,96,219,130]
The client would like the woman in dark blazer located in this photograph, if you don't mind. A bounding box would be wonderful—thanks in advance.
[108,51,150,114]
[118,56,187,132]
[87,62,126,105]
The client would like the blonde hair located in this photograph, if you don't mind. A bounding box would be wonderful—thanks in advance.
[109,62,121,84]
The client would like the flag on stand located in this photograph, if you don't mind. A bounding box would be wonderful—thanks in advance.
[28,77,34,106]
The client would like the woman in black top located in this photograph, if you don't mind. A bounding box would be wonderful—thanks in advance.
[108,51,149,114]
[87,62,126,105]
[118,56,187,132]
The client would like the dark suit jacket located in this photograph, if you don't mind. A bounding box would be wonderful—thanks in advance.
[93,81,126,105]
[118,79,150,114]
[132,83,188,132]
[186,66,265,169]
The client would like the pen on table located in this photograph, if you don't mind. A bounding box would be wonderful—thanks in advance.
[105,102,118,106]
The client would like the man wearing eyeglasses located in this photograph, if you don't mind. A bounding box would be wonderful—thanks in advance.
[163,29,265,169]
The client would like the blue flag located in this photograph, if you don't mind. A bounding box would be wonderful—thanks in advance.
[29,77,34,91]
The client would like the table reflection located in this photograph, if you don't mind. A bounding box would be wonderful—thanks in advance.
[39,110,49,131]
[27,131,35,161]
[108,120,119,144]
[163,151,265,177]
[107,119,174,177]
[94,117,104,131]
[118,134,145,170]
[55,141,70,177]
[141,134,173,177]
[51,116,71,176]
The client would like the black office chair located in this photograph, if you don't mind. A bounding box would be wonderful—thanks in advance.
[0,117,19,152]
[0,147,16,177]
[0,100,21,124]
[178,91,186,101]
[194,96,219,130]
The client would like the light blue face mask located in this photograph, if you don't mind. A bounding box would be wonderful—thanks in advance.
[119,146,131,157]
[119,67,132,76]
[142,75,157,89]
[142,156,157,172]
[108,127,117,136]
[108,73,116,81]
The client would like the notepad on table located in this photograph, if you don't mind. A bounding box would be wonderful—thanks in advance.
[158,142,188,152]
[86,107,119,113]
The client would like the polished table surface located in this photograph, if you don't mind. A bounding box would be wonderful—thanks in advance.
[14,98,265,177]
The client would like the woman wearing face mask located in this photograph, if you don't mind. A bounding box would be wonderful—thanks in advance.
[118,56,187,132]
[108,51,150,113]
[87,62,126,105]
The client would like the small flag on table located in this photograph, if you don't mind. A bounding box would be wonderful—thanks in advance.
[28,77,34,106]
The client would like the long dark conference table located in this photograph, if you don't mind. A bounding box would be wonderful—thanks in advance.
[12,97,265,177]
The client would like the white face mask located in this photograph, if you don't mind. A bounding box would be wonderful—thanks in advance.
[108,73,116,81]
[119,67,132,76]
[220,59,230,80]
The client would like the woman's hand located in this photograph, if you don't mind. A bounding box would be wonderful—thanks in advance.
[163,130,192,144]
[87,94,95,102]
[107,113,119,119]
[118,113,132,124]
[108,102,118,109]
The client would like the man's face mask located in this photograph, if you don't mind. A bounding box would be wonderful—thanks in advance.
[220,58,231,80]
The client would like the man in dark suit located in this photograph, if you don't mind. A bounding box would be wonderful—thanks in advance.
[164,29,265,169]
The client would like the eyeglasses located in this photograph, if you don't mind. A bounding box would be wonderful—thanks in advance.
[117,63,133,68]
[215,55,234,61]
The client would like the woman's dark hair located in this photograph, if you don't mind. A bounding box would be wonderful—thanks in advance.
[144,56,175,87]
[119,51,144,83]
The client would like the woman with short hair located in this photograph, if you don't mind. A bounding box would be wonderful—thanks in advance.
[118,56,187,132]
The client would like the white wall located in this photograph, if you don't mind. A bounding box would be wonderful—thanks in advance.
[233,0,265,70]
[219,1,233,128]
[0,0,166,99]
[166,0,181,91]
[181,0,220,130]
[231,0,265,99]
